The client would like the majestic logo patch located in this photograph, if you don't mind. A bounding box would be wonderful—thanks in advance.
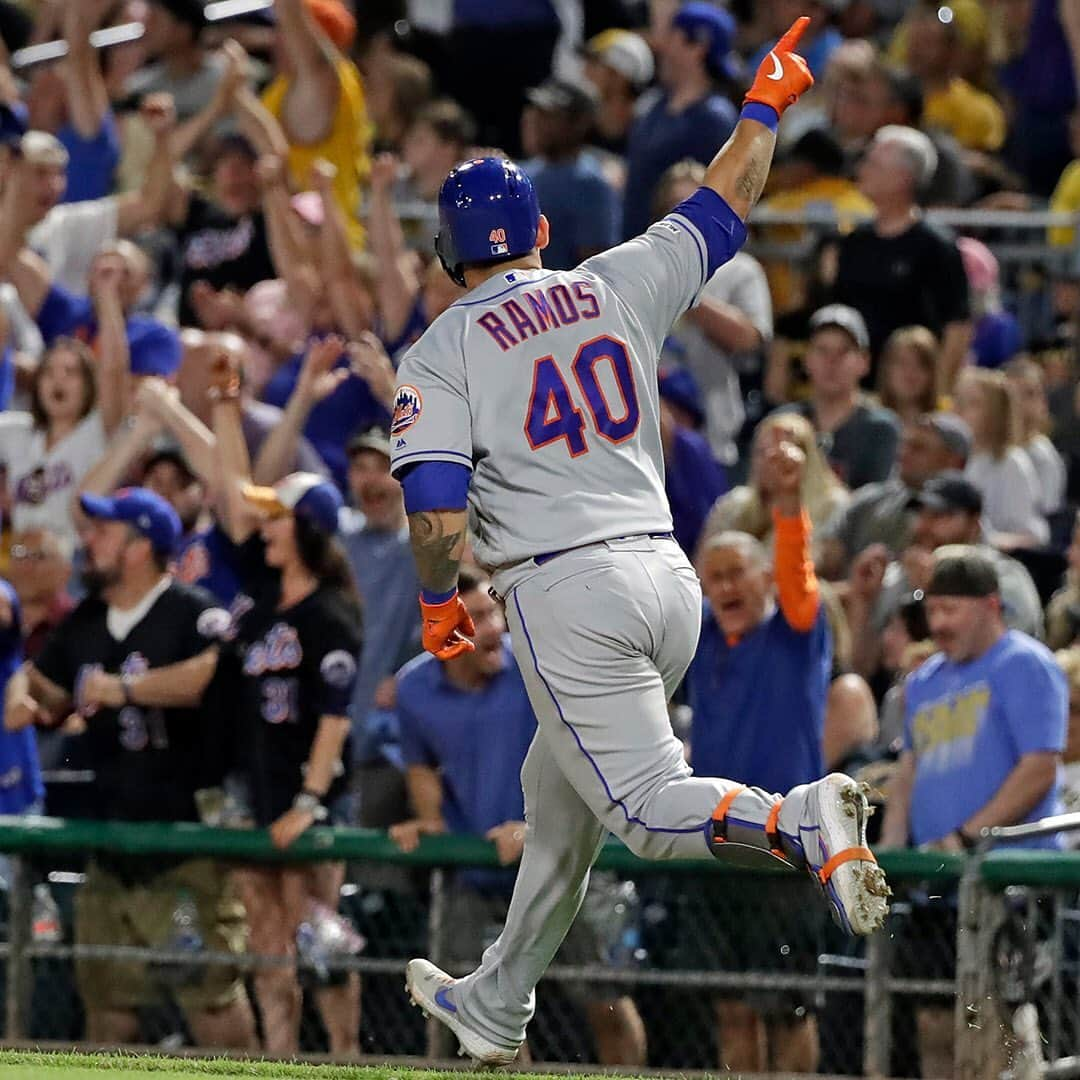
[320,649,357,689]
[391,384,423,436]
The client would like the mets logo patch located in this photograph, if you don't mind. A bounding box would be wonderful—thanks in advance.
[391,384,423,436]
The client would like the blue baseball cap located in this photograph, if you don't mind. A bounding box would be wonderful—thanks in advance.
[242,471,342,534]
[658,366,706,428]
[79,487,182,555]
[671,2,740,82]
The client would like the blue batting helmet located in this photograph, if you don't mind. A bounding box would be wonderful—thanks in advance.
[434,157,541,287]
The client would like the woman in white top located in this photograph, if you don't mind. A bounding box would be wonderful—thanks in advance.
[955,367,1049,549]
[1005,356,1067,517]
[0,336,124,546]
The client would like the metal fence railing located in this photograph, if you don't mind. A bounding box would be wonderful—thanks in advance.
[0,816,1079,1077]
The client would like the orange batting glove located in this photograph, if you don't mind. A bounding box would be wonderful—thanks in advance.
[743,16,815,120]
[420,590,476,660]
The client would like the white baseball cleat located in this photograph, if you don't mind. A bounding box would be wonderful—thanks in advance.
[405,958,521,1067]
[801,774,890,935]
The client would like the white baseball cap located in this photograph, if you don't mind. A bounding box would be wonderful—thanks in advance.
[584,29,655,90]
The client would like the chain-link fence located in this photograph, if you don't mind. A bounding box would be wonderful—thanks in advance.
[1,817,1079,1077]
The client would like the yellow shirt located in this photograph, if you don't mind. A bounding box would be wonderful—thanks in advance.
[262,56,372,247]
[759,176,873,313]
[923,77,1006,152]
[1050,160,1080,247]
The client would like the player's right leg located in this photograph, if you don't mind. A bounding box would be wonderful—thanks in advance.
[506,535,887,934]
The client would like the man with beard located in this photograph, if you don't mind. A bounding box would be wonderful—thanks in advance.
[880,547,1066,1077]
[2,487,256,1051]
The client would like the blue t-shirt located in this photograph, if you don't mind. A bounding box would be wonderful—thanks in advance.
[904,630,1066,848]
[666,426,728,556]
[173,524,241,606]
[688,602,830,794]
[58,111,120,204]
[522,153,619,271]
[397,637,536,893]
[342,519,421,764]
[0,581,43,814]
[261,340,390,491]
[622,92,738,241]
[36,285,182,377]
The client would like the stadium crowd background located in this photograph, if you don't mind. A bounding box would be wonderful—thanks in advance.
[0,0,1077,1074]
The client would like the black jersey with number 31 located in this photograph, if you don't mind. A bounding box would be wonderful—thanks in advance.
[35,582,230,823]
[221,537,362,825]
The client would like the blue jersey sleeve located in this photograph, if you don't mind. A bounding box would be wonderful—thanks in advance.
[671,187,748,282]
[400,461,471,513]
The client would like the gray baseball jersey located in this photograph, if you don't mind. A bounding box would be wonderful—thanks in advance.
[389,191,746,568]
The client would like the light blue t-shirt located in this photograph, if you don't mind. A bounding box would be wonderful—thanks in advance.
[904,630,1066,848]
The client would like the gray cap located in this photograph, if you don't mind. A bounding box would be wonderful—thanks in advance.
[919,412,973,461]
[926,545,1000,598]
[347,428,391,461]
[584,29,655,89]
[525,78,599,118]
[809,304,870,351]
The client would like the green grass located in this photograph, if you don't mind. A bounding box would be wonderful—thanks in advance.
[0,1051,499,1080]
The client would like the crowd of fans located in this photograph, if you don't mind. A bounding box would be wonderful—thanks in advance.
[0,0,1075,1072]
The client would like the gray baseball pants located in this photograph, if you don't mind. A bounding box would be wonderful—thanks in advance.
[453,536,800,1050]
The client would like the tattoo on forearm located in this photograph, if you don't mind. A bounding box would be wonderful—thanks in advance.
[409,511,466,594]
[735,154,768,206]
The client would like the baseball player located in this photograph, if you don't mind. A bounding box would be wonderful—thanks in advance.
[391,20,889,1066]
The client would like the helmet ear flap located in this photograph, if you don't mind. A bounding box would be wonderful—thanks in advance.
[435,229,466,288]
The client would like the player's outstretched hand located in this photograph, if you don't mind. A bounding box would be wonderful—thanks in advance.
[744,16,814,117]
[420,592,476,660]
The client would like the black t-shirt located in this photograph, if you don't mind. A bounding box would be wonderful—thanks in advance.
[223,538,362,825]
[833,219,971,361]
[35,581,227,823]
[174,192,275,326]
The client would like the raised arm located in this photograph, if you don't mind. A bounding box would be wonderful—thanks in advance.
[252,335,349,485]
[135,379,219,491]
[115,94,180,237]
[256,152,319,325]
[59,0,110,140]
[703,18,814,220]
[78,404,161,501]
[312,159,371,340]
[88,262,130,435]
[366,154,420,343]
[170,43,248,164]
[208,349,256,545]
[765,430,821,632]
[271,0,341,145]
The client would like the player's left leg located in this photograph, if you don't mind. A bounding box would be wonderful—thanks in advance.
[507,537,888,933]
